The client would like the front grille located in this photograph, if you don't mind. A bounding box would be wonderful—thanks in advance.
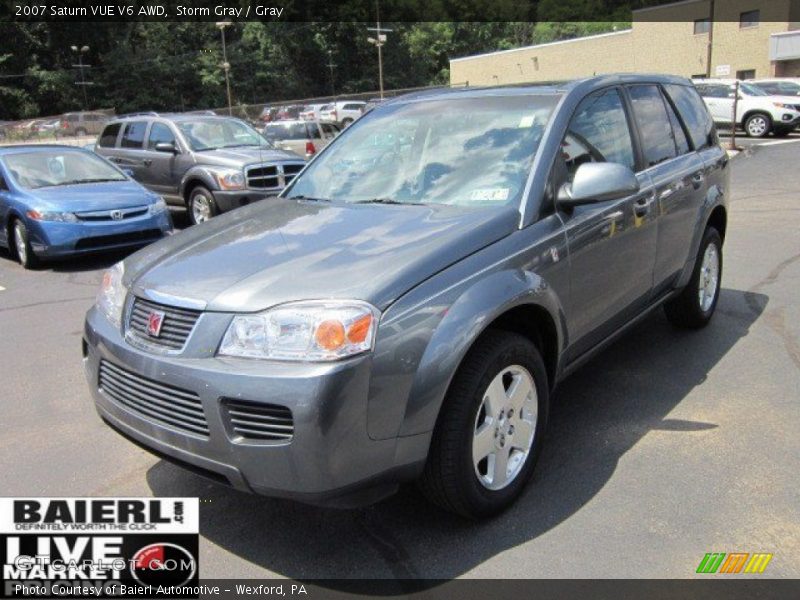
[128,297,201,350]
[76,206,149,222]
[246,162,305,189]
[75,229,162,250]
[99,360,209,436]
[222,399,294,442]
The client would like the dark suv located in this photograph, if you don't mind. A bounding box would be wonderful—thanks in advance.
[95,115,305,225]
[84,75,728,518]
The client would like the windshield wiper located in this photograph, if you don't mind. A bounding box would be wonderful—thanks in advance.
[287,195,331,202]
[222,143,262,149]
[46,178,123,187]
[354,198,426,206]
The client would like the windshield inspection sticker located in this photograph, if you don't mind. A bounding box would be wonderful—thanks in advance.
[1,498,200,599]
[470,188,510,202]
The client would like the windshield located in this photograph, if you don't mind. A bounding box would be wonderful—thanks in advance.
[264,123,310,141]
[287,95,559,207]
[739,82,769,96]
[2,150,126,189]
[176,118,271,151]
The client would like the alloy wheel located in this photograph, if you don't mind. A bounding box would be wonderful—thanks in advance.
[698,243,719,312]
[14,223,27,265]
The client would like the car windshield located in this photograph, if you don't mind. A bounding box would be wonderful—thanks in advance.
[176,118,272,151]
[2,150,126,189]
[739,82,769,96]
[264,123,310,141]
[287,94,559,207]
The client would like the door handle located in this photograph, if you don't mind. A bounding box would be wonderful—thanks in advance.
[659,187,674,200]
[691,172,705,188]
[143,159,152,167]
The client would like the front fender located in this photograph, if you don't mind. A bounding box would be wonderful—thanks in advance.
[368,265,566,441]
[179,167,220,198]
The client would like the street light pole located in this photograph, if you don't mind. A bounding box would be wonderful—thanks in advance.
[70,45,90,109]
[216,21,233,115]
[367,1,392,100]
[326,49,337,102]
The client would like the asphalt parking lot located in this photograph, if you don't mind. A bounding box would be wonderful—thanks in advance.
[0,137,798,580]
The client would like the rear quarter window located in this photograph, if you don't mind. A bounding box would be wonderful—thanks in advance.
[98,123,121,148]
[664,83,716,150]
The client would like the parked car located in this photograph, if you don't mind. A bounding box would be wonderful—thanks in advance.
[0,145,172,269]
[748,78,800,96]
[84,74,728,518]
[693,78,800,137]
[298,104,327,121]
[319,101,367,126]
[275,105,304,121]
[262,119,340,158]
[95,115,304,225]
[258,106,279,123]
[57,111,110,137]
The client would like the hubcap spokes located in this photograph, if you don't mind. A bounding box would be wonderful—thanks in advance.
[698,244,719,312]
[473,365,537,491]
[14,226,26,263]
[193,197,211,223]
[749,118,766,136]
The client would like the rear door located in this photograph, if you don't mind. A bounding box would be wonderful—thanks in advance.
[701,84,735,124]
[139,121,182,197]
[557,87,658,361]
[626,83,707,296]
[113,121,149,181]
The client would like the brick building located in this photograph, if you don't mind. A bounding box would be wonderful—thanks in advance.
[449,0,800,85]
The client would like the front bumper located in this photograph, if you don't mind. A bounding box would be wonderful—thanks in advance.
[83,305,427,507]
[212,190,276,213]
[30,212,172,258]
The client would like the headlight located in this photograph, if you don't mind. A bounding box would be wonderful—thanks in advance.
[218,301,379,361]
[26,210,78,223]
[96,261,126,328]
[149,197,168,215]
[214,169,246,190]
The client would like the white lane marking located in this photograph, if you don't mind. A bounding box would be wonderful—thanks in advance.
[759,138,800,147]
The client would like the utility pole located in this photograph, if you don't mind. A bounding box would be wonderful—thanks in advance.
[216,21,233,115]
[367,0,392,99]
[705,0,715,78]
[326,49,337,102]
[730,79,740,151]
[70,45,91,109]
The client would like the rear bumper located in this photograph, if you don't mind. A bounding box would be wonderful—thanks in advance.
[83,306,428,507]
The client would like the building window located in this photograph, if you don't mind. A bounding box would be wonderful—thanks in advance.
[694,18,710,34]
[736,69,756,80]
[740,9,760,28]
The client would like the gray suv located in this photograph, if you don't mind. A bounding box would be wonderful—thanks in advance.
[83,75,729,518]
[95,115,305,225]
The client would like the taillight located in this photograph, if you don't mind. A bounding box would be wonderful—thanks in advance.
[61,121,68,129]
[305,141,316,155]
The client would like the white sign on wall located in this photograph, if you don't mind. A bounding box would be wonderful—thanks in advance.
[715,64,731,76]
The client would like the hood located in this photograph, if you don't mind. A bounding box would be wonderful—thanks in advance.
[194,146,301,168]
[126,199,519,312]
[26,180,157,211]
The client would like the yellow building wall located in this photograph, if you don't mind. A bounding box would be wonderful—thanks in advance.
[449,0,797,85]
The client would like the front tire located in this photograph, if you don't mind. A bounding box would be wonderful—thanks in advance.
[744,113,771,138]
[188,186,218,225]
[418,331,549,519]
[664,227,722,329]
[12,220,39,269]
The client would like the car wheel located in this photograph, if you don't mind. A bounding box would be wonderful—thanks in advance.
[11,220,39,270]
[744,113,770,138]
[188,186,218,226]
[75,127,87,137]
[418,330,549,519]
[341,118,354,127]
[664,227,722,329]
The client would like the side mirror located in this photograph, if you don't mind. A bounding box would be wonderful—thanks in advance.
[557,162,639,208]
[154,142,177,154]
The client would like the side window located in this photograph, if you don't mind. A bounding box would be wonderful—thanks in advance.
[120,121,147,149]
[627,84,677,167]
[709,85,732,98]
[98,123,121,148]
[662,91,691,155]
[307,124,322,139]
[664,83,716,150]
[147,122,176,150]
[562,88,636,182]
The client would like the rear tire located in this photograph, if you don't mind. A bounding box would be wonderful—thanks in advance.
[75,127,87,137]
[418,330,549,519]
[188,186,218,226]
[744,113,771,138]
[664,227,722,329]
[341,118,354,127]
[11,220,39,270]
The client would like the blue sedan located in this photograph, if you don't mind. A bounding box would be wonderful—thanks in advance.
[0,145,173,268]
